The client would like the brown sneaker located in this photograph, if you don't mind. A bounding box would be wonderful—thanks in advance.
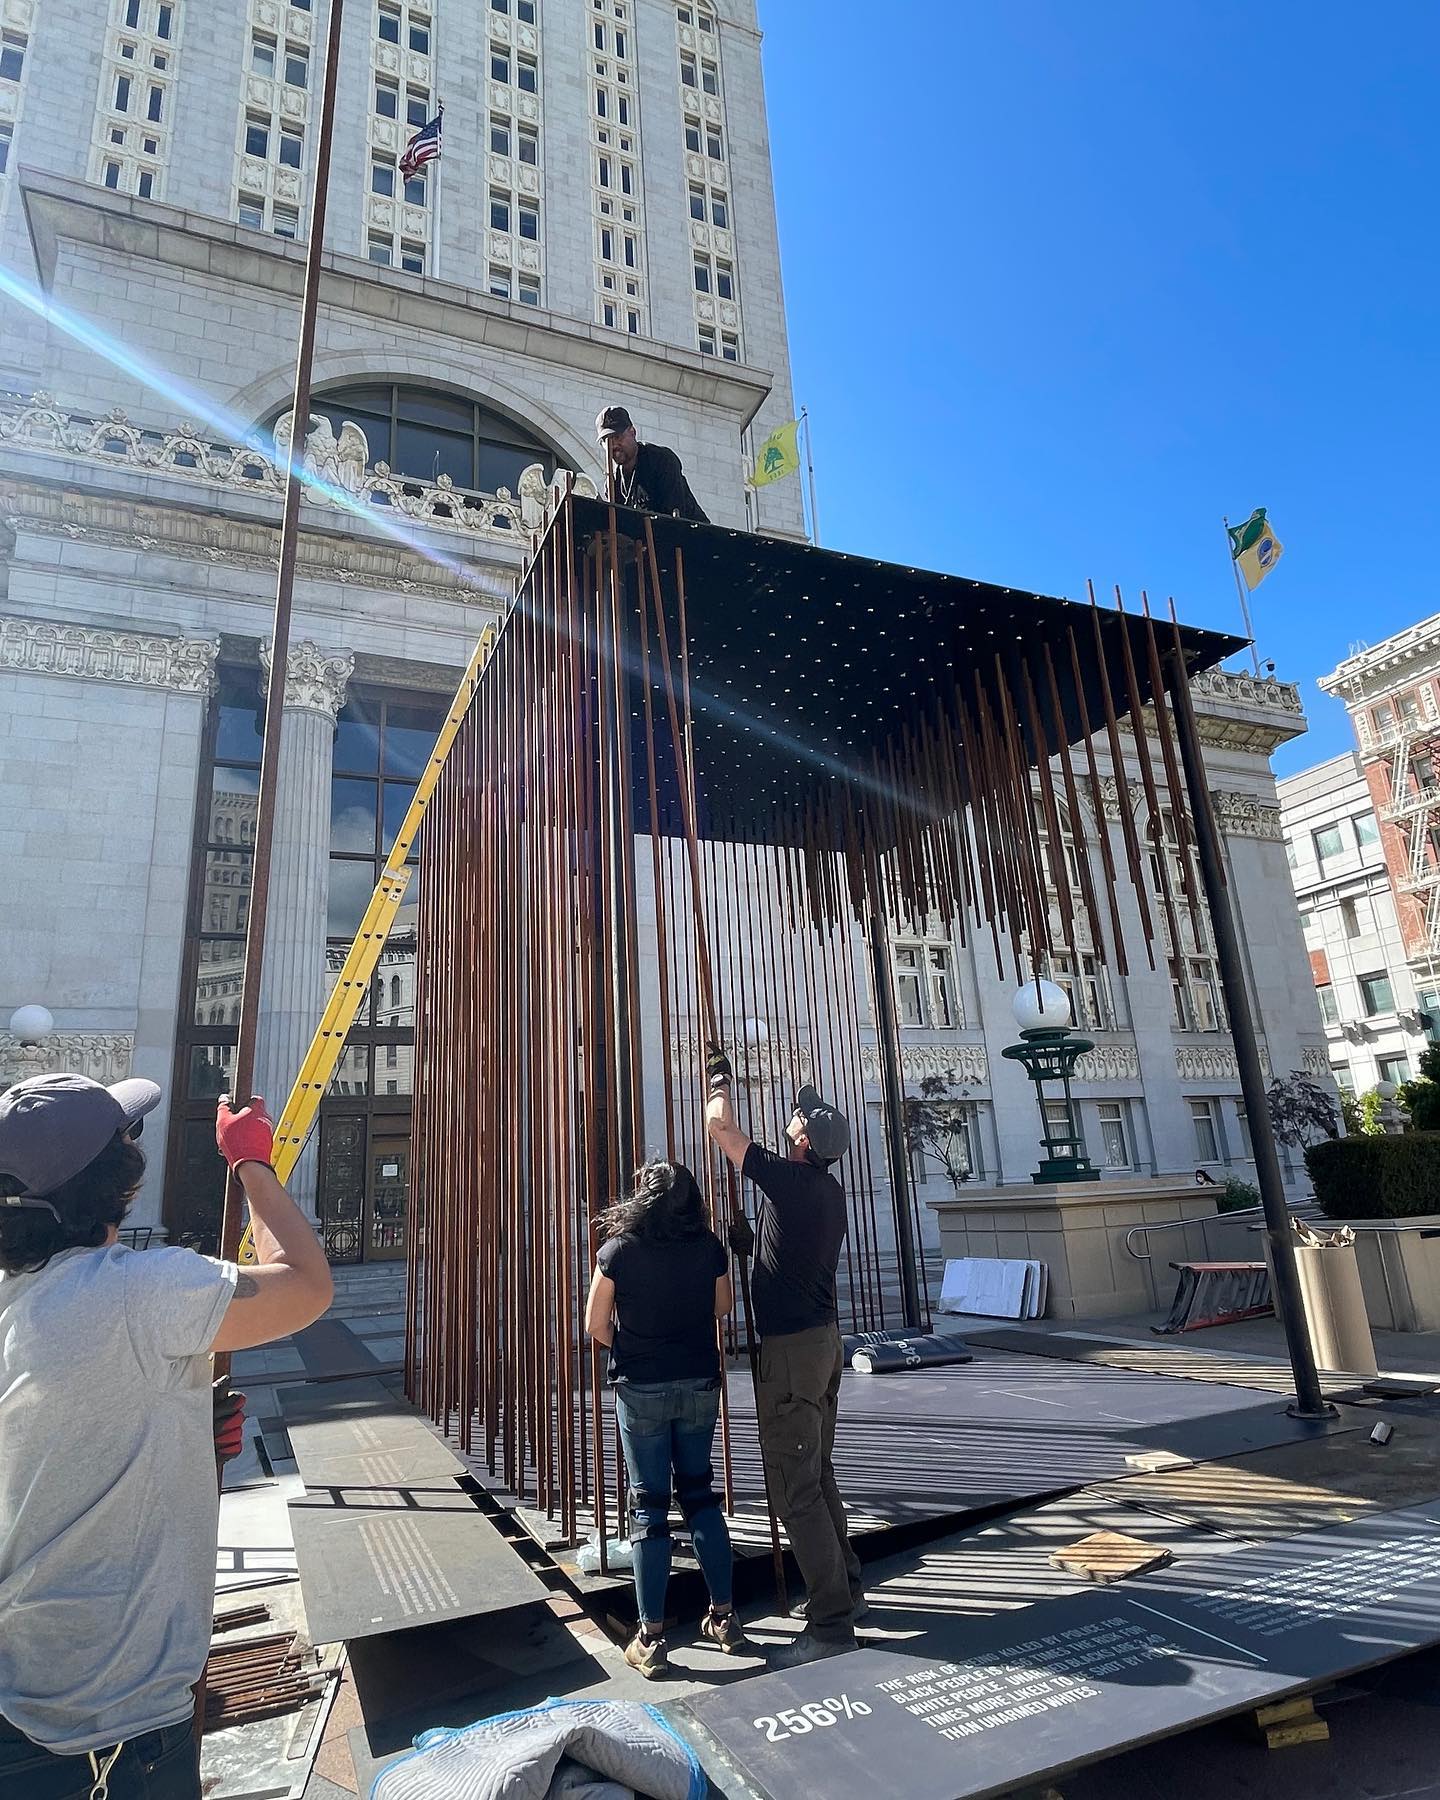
[624,1629,669,1679]
[700,1606,748,1654]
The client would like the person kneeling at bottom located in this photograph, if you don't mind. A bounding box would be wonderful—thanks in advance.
[585,1161,746,1677]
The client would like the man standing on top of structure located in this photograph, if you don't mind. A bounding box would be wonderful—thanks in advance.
[704,1047,865,1668]
[597,406,710,524]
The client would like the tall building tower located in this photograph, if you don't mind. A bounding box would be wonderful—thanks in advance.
[0,0,801,1254]
[0,4,1328,1291]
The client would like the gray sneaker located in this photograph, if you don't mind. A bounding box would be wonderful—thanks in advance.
[700,1606,749,1654]
[624,1630,669,1679]
[767,1629,856,1670]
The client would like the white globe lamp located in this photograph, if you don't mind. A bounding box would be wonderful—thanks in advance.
[9,1004,54,1047]
[1012,978,1072,1034]
[1374,1079,1398,1101]
[743,1017,769,1046]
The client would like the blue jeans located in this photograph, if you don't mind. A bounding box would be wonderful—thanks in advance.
[0,1716,199,1800]
[614,1376,733,1628]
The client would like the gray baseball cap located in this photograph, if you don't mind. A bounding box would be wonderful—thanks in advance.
[0,1072,160,1201]
[793,1084,851,1165]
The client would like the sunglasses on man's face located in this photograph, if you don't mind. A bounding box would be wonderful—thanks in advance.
[124,1118,144,1142]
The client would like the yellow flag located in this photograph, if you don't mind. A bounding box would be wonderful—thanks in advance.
[749,419,801,488]
[1228,507,1285,592]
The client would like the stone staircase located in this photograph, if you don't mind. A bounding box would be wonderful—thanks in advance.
[324,1260,407,1319]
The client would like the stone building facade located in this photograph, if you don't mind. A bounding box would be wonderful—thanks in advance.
[0,1,1328,1267]
[1277,614,1440,1102]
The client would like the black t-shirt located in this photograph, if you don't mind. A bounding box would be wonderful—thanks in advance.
[741,1143,847,1339]
[613,443,710,524]
[596,1229,727,1384]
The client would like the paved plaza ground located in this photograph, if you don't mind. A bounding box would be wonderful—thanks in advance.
[207,1264,1440,1800]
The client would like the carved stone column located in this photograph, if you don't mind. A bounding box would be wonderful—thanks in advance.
[253,642,354,1222]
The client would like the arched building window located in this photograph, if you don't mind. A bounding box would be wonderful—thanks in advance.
[274,382,559,495]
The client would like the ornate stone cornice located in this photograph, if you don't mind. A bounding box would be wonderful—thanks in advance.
[1320,614,1440,701]
[0,397,596,552]
[0,476,508,606]
[0,614,218,693]
[260,639,354,720]
[0,1032,135,1089]
[1174,1040,1272,1082]
[1210,790,1283,840]
[859,1043,989,1087]
[1072,1043,1140,1082]
[1188,667,1306,754]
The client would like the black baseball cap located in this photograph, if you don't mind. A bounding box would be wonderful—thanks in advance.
[0,1072,160,1202]
[596,405,634,441]
[793,1085,850,1165]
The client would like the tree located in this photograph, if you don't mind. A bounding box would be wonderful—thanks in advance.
[902,1073,973,1193]
[1399,1041,1440,1132]
[1266,1071,1341,1149]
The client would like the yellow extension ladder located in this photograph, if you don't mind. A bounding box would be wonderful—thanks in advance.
[238,625,495,1261]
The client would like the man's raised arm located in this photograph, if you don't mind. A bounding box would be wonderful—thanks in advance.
[703,1042,751,1172]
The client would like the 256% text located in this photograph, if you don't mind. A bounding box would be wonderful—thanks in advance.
[754,1696,873,1742]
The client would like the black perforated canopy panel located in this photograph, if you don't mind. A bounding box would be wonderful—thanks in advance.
[555,498,1245,848]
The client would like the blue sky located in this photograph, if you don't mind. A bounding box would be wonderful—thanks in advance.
[760,1,1439,774]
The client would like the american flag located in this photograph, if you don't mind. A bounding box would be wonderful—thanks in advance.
[400,105,442,181]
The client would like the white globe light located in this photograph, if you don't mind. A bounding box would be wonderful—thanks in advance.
[9,1004,55,1046]
[1375,1079,1399,1100]
[743,1018,769,1046]
[1012,978,1071,1032]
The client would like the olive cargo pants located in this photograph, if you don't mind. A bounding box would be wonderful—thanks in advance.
[754,1322,863,1641]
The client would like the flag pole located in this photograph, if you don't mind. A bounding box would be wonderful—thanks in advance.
[1223,514,1262,675]
[196,0,345,1749]
[801,405,820,546]
[430,100,443,282]
[217,0,346,1275]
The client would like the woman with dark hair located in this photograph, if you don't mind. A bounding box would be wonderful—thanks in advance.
[584,1159,746,1676]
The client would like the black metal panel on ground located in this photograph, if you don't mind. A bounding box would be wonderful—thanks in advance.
[677,1506,1440,1800]
[718,1352,1359,1536]
[963,1329,1364,1399]
[280,1378,549,1645]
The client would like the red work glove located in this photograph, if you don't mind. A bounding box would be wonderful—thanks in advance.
[213,1377,247,1464]
[216,1095,274,1171]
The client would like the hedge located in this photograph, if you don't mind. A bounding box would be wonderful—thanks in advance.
[1305,1132,1440,1220]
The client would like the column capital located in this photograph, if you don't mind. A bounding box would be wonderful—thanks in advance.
[1210,789,1283,840]
[259,640,354,721]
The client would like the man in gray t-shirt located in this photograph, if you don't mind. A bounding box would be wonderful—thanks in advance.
[0,1074,333,1797]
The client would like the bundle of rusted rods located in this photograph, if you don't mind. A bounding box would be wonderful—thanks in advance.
[407,493,1220,1553]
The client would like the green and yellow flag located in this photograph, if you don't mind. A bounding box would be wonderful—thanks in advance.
[749,418,801,488]
[1228,507,1285,591]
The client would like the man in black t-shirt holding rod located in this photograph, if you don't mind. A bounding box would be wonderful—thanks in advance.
[597,406,710,523]
[704,1044,865,1669]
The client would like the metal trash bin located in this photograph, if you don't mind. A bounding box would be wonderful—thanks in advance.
[1287,1219,1379,1378]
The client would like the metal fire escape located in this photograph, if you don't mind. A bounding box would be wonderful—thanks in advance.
[1376,708,1440,961]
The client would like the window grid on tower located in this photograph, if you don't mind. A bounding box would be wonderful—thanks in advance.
[0,1,37,187]
[675,2,739,358]
[90,0,179,202]
[233,0,314,237]
[482,0,543,303]
[589,0,646,335]
[366,0,434,270]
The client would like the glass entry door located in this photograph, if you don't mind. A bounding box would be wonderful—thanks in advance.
[367,1136,410,1261]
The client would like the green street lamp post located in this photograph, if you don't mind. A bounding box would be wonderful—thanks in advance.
[1001,978,1101,1184]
